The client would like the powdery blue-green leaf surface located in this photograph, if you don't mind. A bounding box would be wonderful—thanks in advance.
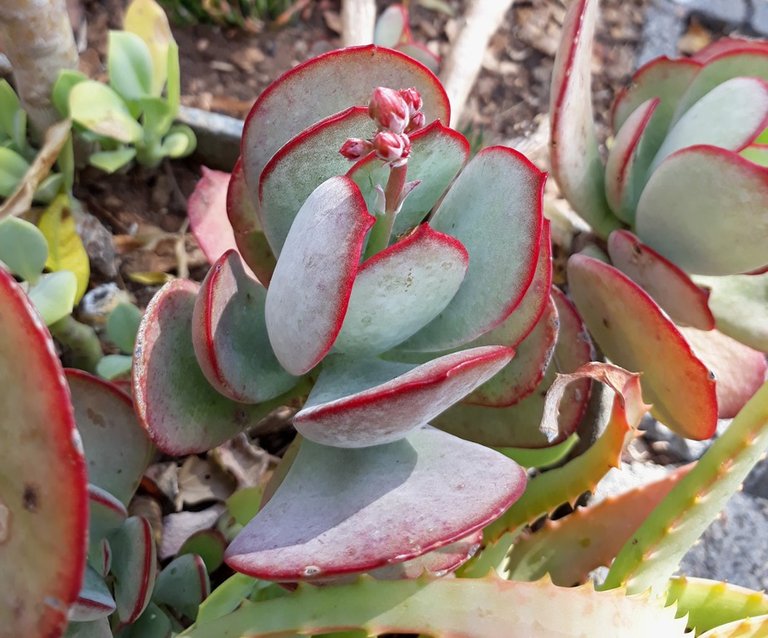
[293,345,513,447]
[109,516,157,624]
[64,618,112,638]
[192,250,297,403]
[374,4,408,47]
[116,602,173,638]
[265,176,374,375]
[225,425,526,581]
[88,483,127,542]
[152,554,210,619]
[71,565,116,622]
[636,145,768,276]
[0,216,48,283]
[398,147,544,352]
[333,224,468,356]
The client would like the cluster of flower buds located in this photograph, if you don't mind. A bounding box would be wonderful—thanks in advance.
[339,86,425,167]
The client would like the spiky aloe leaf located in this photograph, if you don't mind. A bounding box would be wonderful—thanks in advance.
[192,250,298,403]
[549,0,620,236]
[695,272,768,351]
[607,230,714,330]
[241,45,450,198]
[258,107,371,254]
[134,279,291,454]
[506,464,691,585]
[70,565,116,622]
[463,295,558,407]
[399,147,544,351]
[67,369,154,504]
[0,269,88,638]
[603,380,768,594]
[484,362,648,542]
[678,327,767,418]
[568,254,717,439]
[667,576,768,634]
[109,516,157,624]
[434,287,592,448]
[332,225,468,357]
[181,575,688,637]
[152,554,210,619]
[88,483,128,542]
[225,425,526,581]
[636,145,768,276]
[293,346,513,447]
[264,176,374,375]
[698,615,768,637]
[348,121,470,238]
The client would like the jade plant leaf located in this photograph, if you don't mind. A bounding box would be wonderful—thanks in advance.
[88,483,128,542]
[0,269,88,637]
[374,4,408,47]
[108,31,153,102]
[568,254,717,440]
[264,176,374,375]
[636,145,768,276]
[116,602,173,638]
[0,216,48,283]
[65,618,112,638]
[69,80,144,143]
[607,230,715,329]
[71,565,116,622]
[692,37,768,63]
[67,369,154,504]
[192,249,297,403]
[124,0,175,95]
[293,345,514,447]
[152,554,210,619]
[179,529,227,573]
[89,147,137,173]
[0,147,29,197]
[225,425,526,581]
[399,147,544,351]
[106,302,142,354]
[109,516,157,624]
[333,224,468,356]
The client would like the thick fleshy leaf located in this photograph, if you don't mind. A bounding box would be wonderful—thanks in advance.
[152,554,210,619]
[293,345,514,447]
[399,147,544,351]
[396,43,441,74]
[374,4,409,47]
[568,254,717,439]
[678,327,767,419]
[464,296,558,407]
[333,224,468,356]
[118,602,173,638]
[604,98,662,223]
[67,369,154,504]
[699,616,768,638]
[109,516,157,624]
[695,272,768,351]
[69,80,143,143]
[434,287,593,448]
[265,176,374,375]
[549,0,620,236]
[649,77,768,174]
[636,145,768,276]
[123,0,175,95]
[0,216,48,283]
[348,121,470,238]
[88,483,128,542]
[225,425,526,581]
[607,230,714,330]
[71,566,116,622]
[134,279,284,454]
[241,45,450,196]
[0,268,88,638]
[192,250,297,403]
[259,107,372,254]
[612,56,701,134]
[693,37,768,63]
[28,270,77,326]
[108,31,153,101]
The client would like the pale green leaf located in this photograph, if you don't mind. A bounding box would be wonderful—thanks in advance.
[69,81,143,143]
[108,31,154,101]
[28,270,77,325]
[0,217,47,282]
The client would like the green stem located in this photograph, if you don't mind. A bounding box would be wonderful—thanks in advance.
[363,162,407,260]
[49,315,102,372]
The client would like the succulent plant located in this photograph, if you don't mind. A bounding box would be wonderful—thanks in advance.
[373,4,440,73]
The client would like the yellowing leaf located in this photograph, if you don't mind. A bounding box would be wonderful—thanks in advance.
[124,0,175,96]
[38,194,90,301]
[128,271,173,285]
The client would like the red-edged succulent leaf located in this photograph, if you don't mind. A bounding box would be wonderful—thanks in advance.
[333,225,468,356]
[636,145,768,276]
[89,537,112,579]
[134,279,281,454]
[649,77,768,174]
[118,602,173,638]
[550,0,620,236]
[109,516,157,624]
[226,158,276,286]
[396,42,441,74]
[348,121,470,238]
[66,369,154,504]
[678,327,768,419]
[612,56,701,134]
[567,254,717,440]
[604,98,662,223]
[464,296,558,407]
[265,176,374,375]
[71,566,116,622]
[374,4,410,47]
[693,37,768,63]
[241,45,450,198]
[434,287,593,448]
[607,230,715,330]
[152,554,210,619]
[293,345,514,448]
[225,425,526,581]
[399,147,544,351]
[258,107,372,255]
[88,483,128,542]
[192,250,297,403]
[0,268,88,638]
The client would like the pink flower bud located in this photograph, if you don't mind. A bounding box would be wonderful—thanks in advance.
[399,88,423,116]
[368,87,409,134]
[406,110,426,133]
[339,137,373,161]
[373,131,411,166]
